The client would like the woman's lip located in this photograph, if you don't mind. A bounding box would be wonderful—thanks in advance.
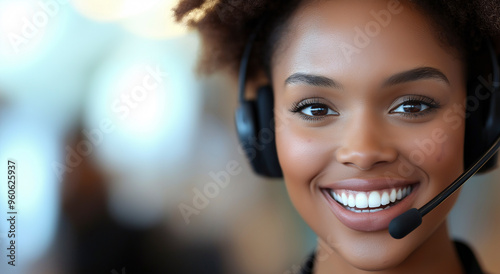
[321,183,420,232]
[321,178,419,191]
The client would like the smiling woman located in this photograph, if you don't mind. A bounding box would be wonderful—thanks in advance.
[174,0,500,273]
[272,3,467,271]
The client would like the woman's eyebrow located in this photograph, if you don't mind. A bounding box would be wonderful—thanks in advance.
[382,67,450,87]
[285,67,449,89]
[284,73,344,89]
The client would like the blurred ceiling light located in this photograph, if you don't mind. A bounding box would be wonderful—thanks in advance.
[71,0,163,21]
[0,2,121,138]
[83,36,201,227]
[0,0,70,67]
[119,0,189,39]
[105,64,168,136]
[83,35,201,180]
[72,0,189,39]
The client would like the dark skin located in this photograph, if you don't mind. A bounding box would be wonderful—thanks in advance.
[271,0,466,273]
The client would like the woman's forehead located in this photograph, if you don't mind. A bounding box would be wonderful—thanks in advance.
[272,0,465,88]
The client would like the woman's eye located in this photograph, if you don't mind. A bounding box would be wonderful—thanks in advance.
[391,101,430,114]
[389,95,441,119]
[289,98,339,121]
[300,104,338,117]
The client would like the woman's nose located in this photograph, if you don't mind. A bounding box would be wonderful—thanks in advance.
[335,117,398,171]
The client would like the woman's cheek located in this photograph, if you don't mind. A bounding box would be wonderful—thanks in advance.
[275,121,336,233]
[403,121,464,197]
[428,133,464,190]
[276,120,329,185]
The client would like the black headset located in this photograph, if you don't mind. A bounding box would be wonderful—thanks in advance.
[234,21,283,177]
[235,23,500,179]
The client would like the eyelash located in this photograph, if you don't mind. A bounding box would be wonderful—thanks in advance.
[289,97,337,121]
[289,95,441,121]
[390,95,441,118]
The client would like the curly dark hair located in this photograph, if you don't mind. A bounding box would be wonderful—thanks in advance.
[174,0,500,83]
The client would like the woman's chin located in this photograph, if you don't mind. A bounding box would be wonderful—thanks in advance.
[325,233,403,268]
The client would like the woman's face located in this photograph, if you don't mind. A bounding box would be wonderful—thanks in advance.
[272,0,466,270]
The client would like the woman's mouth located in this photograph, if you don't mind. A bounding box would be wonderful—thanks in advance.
[320,179,419,232]
[328,185,413,213]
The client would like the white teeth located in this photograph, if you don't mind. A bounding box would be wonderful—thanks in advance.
[355,193,368,209]
[342,193,348,206]
[345,207,385,213]
[368,192,381,208]
[390,189,396,203]
[348,194,356,207]
[329,185,414,213]
[330,186,412,212]
[349,208,361,213]
[381,192,390,206]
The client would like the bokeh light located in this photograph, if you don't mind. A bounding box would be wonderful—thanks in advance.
[82,34,202,227]
[0,109,62,273]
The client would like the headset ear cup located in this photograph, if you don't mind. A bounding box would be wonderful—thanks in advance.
[235,101,271,176]
[464,87,495,171]
[464,38,500,173]
[464,76,489,171]
[256,86,283,177]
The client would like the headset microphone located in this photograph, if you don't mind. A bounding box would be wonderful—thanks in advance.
[389,39,500,239]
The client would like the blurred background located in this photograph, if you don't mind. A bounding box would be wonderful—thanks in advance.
[0,0,498,273]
